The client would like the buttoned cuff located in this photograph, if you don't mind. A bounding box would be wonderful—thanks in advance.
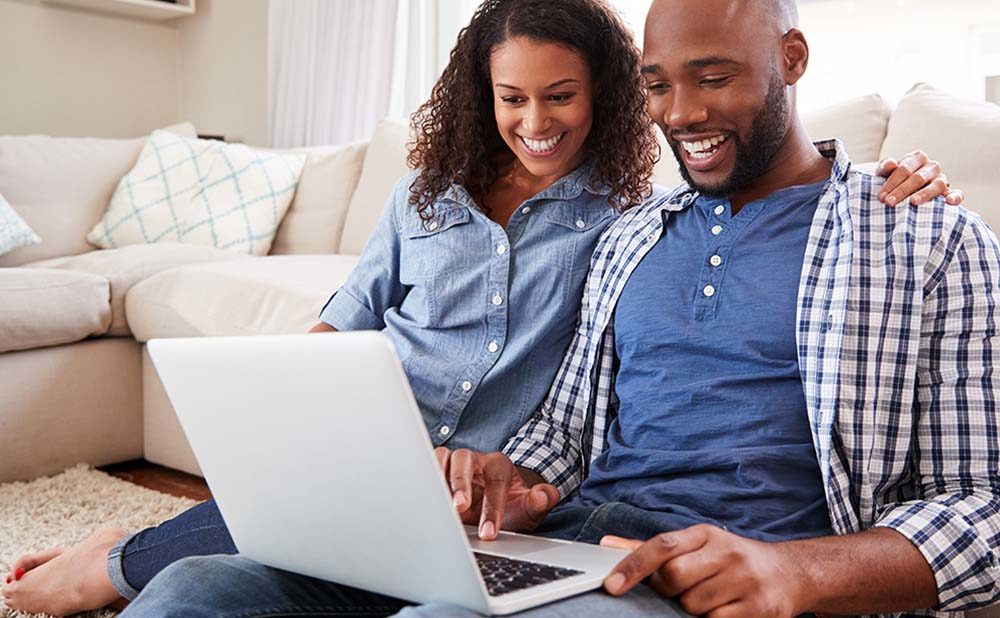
[318,290,384,331]
[875,500,1000,611]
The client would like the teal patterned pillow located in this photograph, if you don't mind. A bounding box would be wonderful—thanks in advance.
[87,130,307,256]
[0,194,40,257]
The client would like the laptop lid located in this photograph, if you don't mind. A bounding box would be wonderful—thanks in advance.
[148,332,491,614]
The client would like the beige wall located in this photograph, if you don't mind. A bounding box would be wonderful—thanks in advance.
[178,0,269,146]
[0,0,269,144]
[0,0,181,138]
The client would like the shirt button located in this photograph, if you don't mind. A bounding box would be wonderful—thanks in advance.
[428,221,439,231]
[575,220,586,229]
[714,205,725,216]
[711,225,723,236]
[703,284,716,297]
[461,381,472,392]
[521,206,531,214]
[710,255,723,267]
[439,425,450,436]
[487,341,499,353]
[492,294,503,306]
[496,245,506,255]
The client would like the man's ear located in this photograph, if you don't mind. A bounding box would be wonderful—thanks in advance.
[781,28,809,86]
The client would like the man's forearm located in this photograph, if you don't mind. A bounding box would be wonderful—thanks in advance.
[786,527,938,614]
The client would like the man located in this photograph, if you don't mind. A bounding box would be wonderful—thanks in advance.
[122,0,999,616]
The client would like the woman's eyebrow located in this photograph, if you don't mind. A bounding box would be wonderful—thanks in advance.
[494,78,581,90]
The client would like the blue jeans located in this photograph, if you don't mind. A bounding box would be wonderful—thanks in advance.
[107,499,237,599]
[121,499,695,617]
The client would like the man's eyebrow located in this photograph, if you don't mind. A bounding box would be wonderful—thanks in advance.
[495,79,581,90]
[684,56,741,69]
[641,57,740,75]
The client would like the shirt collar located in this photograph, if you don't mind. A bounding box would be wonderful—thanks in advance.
[438,159,609,208]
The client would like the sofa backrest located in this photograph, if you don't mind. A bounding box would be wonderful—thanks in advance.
[0,122,196,267]
[269,141,368,255]
[880,83,1000,234]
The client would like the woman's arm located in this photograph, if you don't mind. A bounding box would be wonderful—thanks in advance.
[308,322,337,333]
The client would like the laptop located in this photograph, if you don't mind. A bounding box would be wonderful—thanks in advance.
[147,332,629,615]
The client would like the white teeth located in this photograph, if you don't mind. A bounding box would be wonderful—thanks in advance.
[521,133,564,153]
[681,134,727,156]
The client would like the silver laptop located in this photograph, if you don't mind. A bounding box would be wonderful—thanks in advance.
[147,332,628,615]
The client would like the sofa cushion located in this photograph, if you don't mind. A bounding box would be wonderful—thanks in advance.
[881,83,1000,233]
[803,93,892,165]
[26,244,244,336]
[341,118,411,255]
[0,269,111,353]
[270,141,368,256]
[0,192,40,257]
[125,255,360,341]
[0,122,196,267]
[87,131,307,256]
[650,94,892,191]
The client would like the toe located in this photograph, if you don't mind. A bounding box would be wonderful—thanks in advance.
[13,547,67,575]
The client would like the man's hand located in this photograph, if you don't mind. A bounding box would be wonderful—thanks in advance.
[601,525,806,618]
[876,150,965,206]
[434,447,560,540]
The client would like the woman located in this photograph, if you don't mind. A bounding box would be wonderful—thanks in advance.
[2,0,958,614]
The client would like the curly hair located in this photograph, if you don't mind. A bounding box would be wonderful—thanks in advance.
[407,0,659,219]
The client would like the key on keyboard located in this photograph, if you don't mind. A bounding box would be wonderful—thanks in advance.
[474,552,583,596]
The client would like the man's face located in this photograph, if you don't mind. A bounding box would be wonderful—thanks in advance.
[642,0,792,197]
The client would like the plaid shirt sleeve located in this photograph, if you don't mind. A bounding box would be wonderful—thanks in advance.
[873,209,1000,611]
[501,270,598,499]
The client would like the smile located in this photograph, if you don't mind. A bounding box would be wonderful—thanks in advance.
[520,133,565,154]
[680,134,728,160]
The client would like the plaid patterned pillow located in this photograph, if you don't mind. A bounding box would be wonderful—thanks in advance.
[87,130,306,256]
[0,193,40,257]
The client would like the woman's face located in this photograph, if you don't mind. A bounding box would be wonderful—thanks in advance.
[490,37,594,182]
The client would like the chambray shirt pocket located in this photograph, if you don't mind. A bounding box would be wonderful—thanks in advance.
[399,207,474,280]
[541,206,614,275]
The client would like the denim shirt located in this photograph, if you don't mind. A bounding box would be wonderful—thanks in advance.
[319,164,617,452]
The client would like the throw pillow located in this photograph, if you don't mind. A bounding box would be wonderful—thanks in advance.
[87,131,307,256]
[0,193,41,257]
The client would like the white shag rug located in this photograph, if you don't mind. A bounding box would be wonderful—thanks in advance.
[0,465,198,618]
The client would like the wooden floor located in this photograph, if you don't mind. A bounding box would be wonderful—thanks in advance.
[99,459,212,502]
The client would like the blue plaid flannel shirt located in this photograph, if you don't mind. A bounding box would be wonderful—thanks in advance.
[503,140,1000,615]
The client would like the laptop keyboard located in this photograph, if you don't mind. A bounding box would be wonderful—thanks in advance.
[474,552,583,596]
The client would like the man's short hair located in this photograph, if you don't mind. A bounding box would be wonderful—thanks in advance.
[765,0,799,32]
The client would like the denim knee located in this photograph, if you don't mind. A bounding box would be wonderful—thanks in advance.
[120,555,234,618]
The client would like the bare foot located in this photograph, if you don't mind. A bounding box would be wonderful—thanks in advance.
[2,527,129,616]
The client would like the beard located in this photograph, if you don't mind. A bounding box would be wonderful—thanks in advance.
[668,69,791,198]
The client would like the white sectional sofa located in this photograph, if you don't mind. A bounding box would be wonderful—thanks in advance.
[2,83,999,484]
